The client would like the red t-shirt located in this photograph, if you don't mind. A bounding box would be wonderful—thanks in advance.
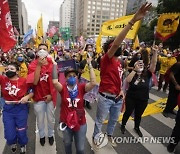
[33,71,51,102]
[0,75,30,102]
[99,53,123,95]
[60,83,86,125]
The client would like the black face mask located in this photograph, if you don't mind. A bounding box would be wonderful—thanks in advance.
[6,71,16,78]
[114,47,122,57]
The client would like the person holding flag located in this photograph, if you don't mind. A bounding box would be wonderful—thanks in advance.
[92,2,152,149]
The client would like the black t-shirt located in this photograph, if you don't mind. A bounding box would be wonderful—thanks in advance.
[126,70,152,101]
[170,63,180,86]
[79,59,97,69]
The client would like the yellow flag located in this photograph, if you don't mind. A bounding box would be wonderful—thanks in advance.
[37,15,43,38]
[46,39,51,51]
[96,33,102,54]
[133,35,139,50]
[96,14,141,53]
[156,13,179,41]
[101,15,141,39]
[35,15,44,47]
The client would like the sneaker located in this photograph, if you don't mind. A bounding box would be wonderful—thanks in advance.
[162,111,169,118]
[40,137,45,146]
[120,125,126,134]
[167,143,176,153]
[108,135,117,147]
[20,145,26,154]
[48,136,54,146]
[134,127,143,137]
[11,144,17,153]
[92,137,100,152]
[170,110,177,115]
[163,111,176,119]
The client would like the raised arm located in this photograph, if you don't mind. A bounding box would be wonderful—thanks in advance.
[33,63,41,85]
[52,62,63,92]
[107,2,152,58]
[149,46,158,73]
[85,56,97,92]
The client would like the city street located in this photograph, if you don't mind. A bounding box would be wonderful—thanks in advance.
[1,87,179,154]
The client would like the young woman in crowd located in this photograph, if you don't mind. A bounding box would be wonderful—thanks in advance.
[52,56,96,154]
[121,47,158,137]
[0,63,33,154]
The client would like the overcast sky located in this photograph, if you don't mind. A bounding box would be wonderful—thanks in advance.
[22,0,63,32]
[22,0,158,33]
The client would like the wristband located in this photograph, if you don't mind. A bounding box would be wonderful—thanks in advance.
[128,21,134,26]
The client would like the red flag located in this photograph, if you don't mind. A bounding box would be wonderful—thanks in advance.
[0,0,17,52]
[48,26,58,37]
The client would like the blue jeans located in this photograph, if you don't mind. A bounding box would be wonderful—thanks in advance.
[93,94,123,137]
[34,101,55,138]
[63,124,87,154]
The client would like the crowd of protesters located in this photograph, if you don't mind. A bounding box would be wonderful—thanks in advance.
[0,2,180,154]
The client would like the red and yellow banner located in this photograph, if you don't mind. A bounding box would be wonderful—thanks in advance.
[156,13,180,41]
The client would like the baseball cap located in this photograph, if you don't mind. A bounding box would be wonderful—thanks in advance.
[64,68,78,77]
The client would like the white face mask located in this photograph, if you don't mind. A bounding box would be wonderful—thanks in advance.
[167,54,171,57]
[138,68,144,72]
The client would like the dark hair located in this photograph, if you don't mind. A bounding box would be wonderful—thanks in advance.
[8,62,19,71]
[103,39,115,53]
[141,49,149,67]
[38,43,48,49]
[64,68,78,77]
[85,44,93,51]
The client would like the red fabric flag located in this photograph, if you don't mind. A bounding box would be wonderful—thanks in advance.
[48,26,58,37]
[0,0,17,52]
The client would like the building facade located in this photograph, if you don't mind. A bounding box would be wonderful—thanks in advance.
[48,21,60,30]
[75,0,127,37]
[59,0,75,36]
[9,0,23,35]
[21,2,28,34]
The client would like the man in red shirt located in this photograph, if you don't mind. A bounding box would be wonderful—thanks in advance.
[92,2,152,148]
[30,44,56,146]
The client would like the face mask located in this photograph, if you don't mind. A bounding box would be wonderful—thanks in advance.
[65,55,70,60]
[88,52,94,57]
[6,71,16,78]
[138,68,144,72]
[114,48,122,57]
[17,57,24,62]
[67,76,77,86]
[167,54,171,58]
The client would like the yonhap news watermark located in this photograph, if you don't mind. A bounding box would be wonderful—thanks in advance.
[111,136,175,144]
